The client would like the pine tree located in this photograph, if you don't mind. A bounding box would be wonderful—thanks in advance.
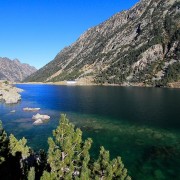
[28,167,35,180]
[47,114,92,179]
[93,146,131,180]
[111,157,131,180]
[93,146,113,180]
[9,134,30,159]
[8,134,30,178]
[0,121,9,164]
[40,171,56,180]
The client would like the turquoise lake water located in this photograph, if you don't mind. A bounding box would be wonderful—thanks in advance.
[0,84,180,179]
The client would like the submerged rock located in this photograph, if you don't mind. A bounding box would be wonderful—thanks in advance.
[32,113,50,120]
[23,107,40,112]
[33,119,44,125]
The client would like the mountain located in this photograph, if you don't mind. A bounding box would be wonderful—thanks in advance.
[25,0,180,87]
[0,57,37,82]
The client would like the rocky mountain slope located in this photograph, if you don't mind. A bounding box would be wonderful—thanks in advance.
[25,0,180,87]
[0,57,37,82]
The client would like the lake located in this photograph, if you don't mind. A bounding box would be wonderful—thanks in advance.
[0,84,180,179]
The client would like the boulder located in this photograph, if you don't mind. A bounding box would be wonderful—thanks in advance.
[32,113,50,121]
[33,119,44,125]
[23,107,40,112]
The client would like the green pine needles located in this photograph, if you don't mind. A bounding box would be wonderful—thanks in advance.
[0,115,131,180]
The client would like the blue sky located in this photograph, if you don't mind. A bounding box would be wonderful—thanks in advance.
[0,0,139,69]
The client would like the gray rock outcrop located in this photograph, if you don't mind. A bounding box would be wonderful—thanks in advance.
[0,81,23,104]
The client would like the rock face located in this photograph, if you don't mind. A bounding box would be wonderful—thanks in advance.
[0,81,23,104]
[25,0,180,87]
[0,57,37,82]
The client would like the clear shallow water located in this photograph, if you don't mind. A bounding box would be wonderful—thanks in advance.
[0,84,180,179]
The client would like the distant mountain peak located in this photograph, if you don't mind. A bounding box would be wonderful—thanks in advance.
[0,57,37,82]
[13,58,20,63]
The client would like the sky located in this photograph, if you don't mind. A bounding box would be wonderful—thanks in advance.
[0,0,139,69]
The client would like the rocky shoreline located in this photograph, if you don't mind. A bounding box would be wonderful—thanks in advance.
[16,81,180,89]
[0,81,23,104]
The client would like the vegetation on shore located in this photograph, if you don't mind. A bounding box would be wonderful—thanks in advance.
[0,114,131,180]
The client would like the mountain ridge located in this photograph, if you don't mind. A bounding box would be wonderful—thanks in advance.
[0,57,37,82]
[25,0,180,87]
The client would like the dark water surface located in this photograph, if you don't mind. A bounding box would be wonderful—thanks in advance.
[0,84,180,179]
